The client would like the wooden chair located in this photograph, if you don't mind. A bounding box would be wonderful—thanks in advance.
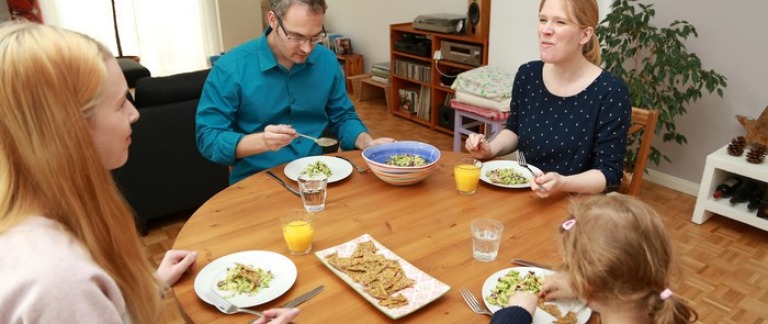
[618,107,659,196]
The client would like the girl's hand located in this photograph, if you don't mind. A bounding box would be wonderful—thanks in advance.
[156,250,198,286]
[539,272,576,301]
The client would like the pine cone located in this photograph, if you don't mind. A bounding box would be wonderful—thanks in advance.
[746,143,767,164]
[728,136,747,156]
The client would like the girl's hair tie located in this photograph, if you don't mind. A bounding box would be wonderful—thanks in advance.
[561,219,576,231]
[660,288,673,300]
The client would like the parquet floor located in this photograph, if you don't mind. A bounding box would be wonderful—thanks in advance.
[140,97,768,323]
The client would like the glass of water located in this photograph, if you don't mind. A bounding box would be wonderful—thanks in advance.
[298,174,328,212]
[471,218,504,262]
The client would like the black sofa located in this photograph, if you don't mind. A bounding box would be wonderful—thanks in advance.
[112,69,229,235]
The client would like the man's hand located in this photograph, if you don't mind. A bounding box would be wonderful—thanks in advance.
[262,124,297,151]
[355,132,395,150]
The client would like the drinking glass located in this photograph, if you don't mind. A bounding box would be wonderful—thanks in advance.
[454,158,483,195]
[298,174,328,212]
[281,211,316,255]
[471,218,503,262]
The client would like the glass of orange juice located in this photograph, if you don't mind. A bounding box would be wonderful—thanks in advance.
[281,211,316,255]
[454,158,483,195]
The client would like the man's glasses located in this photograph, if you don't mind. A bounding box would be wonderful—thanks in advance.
[275,15,327,45]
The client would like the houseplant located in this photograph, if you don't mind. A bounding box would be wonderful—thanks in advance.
[597,0,727,167]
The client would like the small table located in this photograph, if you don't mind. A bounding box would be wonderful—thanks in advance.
[452,109,505,152]
[359,78,391,109]
[692,145,768,231]
[171,150,575,322]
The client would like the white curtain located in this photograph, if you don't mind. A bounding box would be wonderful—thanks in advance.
[39,0,221,77]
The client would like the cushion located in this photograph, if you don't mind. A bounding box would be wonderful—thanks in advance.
[133,69,210,108]
[451,65,514,100]
[454,89,511,112]
[117,58,151,88]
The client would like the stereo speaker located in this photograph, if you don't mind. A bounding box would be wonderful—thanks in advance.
[438,105,455,130]
[466,0,491,38]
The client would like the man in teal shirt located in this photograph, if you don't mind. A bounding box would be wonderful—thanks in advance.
[196,0,393,184]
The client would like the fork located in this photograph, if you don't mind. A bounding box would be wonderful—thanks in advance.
[459,287,493,316]
[335,155,368,173]
[518,151,546,192]
[205,290,264,317]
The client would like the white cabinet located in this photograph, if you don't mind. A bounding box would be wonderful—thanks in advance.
[692,145,768,231]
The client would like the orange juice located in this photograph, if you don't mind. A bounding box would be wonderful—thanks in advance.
[454,162,482,194]
[282,220,314,254]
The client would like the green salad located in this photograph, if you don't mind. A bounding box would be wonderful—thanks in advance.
[300,160,332,177]
[386,154,427,167]
[216,263,273,297]
[486,168,529,185]
[485,269,543,306]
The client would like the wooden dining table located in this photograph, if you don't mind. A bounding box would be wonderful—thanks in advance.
[171,150,576,323]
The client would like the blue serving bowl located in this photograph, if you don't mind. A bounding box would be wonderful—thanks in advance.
[361,141,441,186]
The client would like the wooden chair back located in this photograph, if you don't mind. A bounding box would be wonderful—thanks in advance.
[619,107,659,196]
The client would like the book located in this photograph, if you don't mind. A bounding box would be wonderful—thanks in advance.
[371,75,390,84]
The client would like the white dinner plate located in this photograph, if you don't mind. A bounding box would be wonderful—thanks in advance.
[482,267,591,324]
[284,156,353,183]
[314,234,451,320]
[480,160,543,189]
[194,250,297,308]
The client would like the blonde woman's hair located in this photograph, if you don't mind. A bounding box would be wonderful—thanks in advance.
[0,22,160,323]
[559,195,698,324]
[540,0,601,65]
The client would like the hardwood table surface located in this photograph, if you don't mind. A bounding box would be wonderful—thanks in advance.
[171,150,576,323]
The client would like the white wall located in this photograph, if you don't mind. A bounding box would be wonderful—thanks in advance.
[644,0,768,187]
[218,0,263,51]
[325,0,768,190]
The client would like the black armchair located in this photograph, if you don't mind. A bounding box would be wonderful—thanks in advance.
[112,69,229,234]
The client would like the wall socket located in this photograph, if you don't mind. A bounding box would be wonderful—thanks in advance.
[433,50,442,60]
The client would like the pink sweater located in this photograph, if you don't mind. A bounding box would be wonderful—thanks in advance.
[0,216,128,323]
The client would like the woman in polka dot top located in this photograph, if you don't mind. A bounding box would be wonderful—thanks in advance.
[466,0,631,198]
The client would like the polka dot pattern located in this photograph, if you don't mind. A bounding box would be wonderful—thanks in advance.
[506,61,631,188]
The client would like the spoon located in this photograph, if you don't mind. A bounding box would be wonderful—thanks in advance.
[296,132,338,147]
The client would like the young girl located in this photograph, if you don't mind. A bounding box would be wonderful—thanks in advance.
[491,195,698,324]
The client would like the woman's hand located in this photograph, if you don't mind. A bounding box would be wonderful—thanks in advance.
[156,250,198,286]
[531,172,562,198]
[464,134,494,159]
[539,272,576,301]
[251,308,300,324]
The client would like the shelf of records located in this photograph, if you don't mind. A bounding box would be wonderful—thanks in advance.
[397,85,431,121]
[392,59,431,84]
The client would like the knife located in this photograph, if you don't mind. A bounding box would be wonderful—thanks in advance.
[265,171,301,197]
[511,259,553,270]
[280,285,325,308]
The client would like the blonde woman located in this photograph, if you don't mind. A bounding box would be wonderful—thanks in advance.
[0,22,297,323]
[465,0,631,197]
[491,195,698,324]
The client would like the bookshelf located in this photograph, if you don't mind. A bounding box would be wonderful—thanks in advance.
[389,23,489,134]
[337,54,364,93]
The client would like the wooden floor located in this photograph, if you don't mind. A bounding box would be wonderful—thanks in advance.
[141,98,768,324]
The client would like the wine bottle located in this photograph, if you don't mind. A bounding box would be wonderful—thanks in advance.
[747,183,767,211]
[712,176,743,199]
[730,180,758,205]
